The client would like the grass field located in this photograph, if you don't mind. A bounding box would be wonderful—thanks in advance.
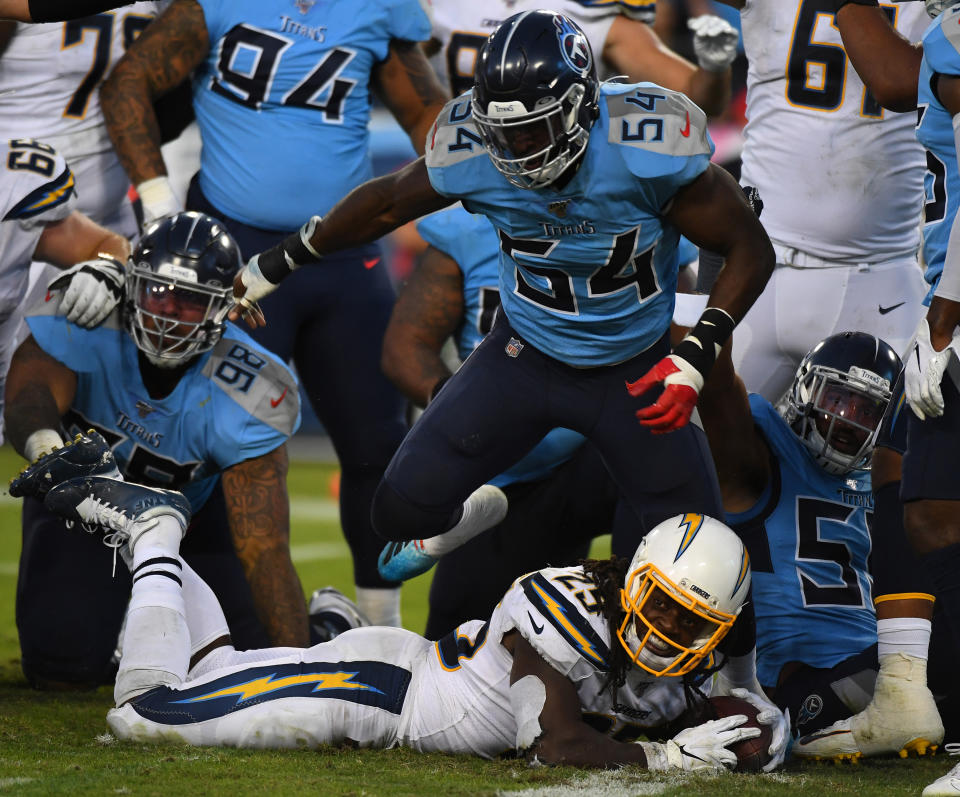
[0,441,953,796]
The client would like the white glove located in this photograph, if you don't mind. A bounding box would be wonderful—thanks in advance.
[728,687,790,772]
[905,317,960,419]
[136,176,182,226]
[638,715,760,772]
[47,255,125,328]
[237,254,281,305]
[688,15,740,73]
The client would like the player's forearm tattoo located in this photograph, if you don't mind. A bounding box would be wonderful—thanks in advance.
[392,42,449,109]
[221,445,309,647]
[100,0,209,184]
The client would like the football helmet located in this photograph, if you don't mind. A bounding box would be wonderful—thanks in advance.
[618,514,751,678]
[471,10,600,190]
[126,211,241,368]
[783,331,902,475]
[925,0,953,18]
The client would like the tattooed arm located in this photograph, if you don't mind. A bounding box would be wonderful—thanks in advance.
[100,0,209,184]
[5,337,77,457]
[381,244,465,407]
[372,40,449,157]
[220,444,309,647]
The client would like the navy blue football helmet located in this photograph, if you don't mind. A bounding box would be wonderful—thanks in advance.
[471,10,599,189]
[126,211,241,367]
[783,331,903,474]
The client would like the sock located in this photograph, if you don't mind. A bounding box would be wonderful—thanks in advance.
[877,618,931,660]
[421,487,504,558]
[356,586,401,627]
[920,543,960,650]
[129,515,184,571]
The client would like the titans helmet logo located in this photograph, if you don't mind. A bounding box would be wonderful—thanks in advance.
[554,16,591,76]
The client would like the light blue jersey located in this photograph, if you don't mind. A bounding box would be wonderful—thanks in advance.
[417,206,585,486]
[727,395,875,688]
[917,8,960,302]
[26,301,301,513]
[425,82,713,367]
[192,0,431,230]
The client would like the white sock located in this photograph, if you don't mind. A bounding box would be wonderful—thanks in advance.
[877,618,931,661]
[356,586,401,627]
[129,516,184,571]
[421,486,506,557]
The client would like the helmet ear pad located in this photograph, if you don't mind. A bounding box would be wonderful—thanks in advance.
[126,211,243,365]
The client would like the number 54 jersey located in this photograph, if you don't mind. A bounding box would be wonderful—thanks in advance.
[25,300,301,513]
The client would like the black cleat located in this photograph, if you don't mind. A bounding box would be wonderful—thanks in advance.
[9,430,120,499]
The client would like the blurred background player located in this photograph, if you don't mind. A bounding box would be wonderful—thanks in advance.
[23,466,788,772]
[5,212,304,689]
[100,0,450,628]
[694,325,944,757]
[0,137,130,440]
[709,0,929,402]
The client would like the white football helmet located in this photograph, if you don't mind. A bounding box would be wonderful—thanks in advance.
[618,514,751,677]
[925,0,954,18]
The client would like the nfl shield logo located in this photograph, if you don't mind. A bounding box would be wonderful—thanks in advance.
[548,200,570,218]
[295,0,315,13]
[135,400,156,418]
[505,338,524,358]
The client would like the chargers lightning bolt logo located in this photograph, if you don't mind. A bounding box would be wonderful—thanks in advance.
[172,671,383,706]
[530,579,605,666]
[674,513,704,562]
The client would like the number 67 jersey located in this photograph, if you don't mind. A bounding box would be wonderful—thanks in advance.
[24,300,301,513]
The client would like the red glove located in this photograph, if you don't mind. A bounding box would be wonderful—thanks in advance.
[627,354,704,433]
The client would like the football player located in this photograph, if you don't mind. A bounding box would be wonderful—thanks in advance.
[694,324,946,759]
[0,137,130,440]
[99,0,450,629]
[427,0,739,117]
[709,0,929,402]
[19,460,789,771]
[5,211,304,690]
[232,11,774,582]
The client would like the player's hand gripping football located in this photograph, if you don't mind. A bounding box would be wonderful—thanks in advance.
[639,715,761,772]
[688,15,739,73]
[48,255,125,328]
[905,317,960,419]
[228,255,272,328]
[728,687,790,772]
[627,353,703,433]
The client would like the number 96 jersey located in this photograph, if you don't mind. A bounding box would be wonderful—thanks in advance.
[24,301,301,513]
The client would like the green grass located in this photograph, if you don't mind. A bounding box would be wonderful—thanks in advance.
[0,443,952,795]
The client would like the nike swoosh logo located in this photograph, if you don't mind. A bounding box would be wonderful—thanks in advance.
[270,387,288,408]
[677,744,707,763]
[45,290,53,302]
[878,302,905,314]
[363,257,380,270]
[798,728,851,744]
[527,611,544,635]
[680,111,691,138]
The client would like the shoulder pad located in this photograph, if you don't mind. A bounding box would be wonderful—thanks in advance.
[2,139,76,223]
[604,86,711,158]
[925,9,960,73]
[202,335,300,437]
[425,94,487,173]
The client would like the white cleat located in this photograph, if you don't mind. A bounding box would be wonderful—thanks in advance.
[924,748,960,796]
[793,653,943,762]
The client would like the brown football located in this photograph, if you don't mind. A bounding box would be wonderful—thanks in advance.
[707,695,773,772]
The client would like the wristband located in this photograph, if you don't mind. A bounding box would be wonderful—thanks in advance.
[24,429,64,462]
[673,306,736,378]
[257,216,324,284]
[95,253,127,271]
[135,176,181,225]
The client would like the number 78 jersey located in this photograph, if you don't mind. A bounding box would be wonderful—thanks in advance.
[426,82,713,367]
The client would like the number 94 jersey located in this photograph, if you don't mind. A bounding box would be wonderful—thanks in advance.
[24,302,301,513]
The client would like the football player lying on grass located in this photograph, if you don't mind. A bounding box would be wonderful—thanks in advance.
[11,439,787,770]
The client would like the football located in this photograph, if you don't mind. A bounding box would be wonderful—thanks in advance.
[708,695,773,772]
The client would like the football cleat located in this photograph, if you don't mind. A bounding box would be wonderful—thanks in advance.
[923,746,960,796]
[793,653,944,762]
[9,430,120,499]
[44,476,191,567]
[378,484,508,582]
[308,587,371,644]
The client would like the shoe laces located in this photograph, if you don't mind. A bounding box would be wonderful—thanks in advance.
[76,495,156,577]
[945,742,960,756]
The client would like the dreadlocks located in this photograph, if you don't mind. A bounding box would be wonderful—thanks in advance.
[581,555,632,695]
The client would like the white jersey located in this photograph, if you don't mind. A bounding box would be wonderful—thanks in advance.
[429,0,629,96]
[107,565,697,754]
[0,4,163,231]
[0,138,76,318]
[738,1,928,265]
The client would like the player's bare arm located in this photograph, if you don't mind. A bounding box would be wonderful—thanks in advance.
[372,40,449,157]
[0,0,26,20]
[502,630,649,767]
[381,245,464,407]
[666,164,775,324]
[100,0,209,184]
[230,158,454,323]
[220,444,309,647]
[33,211,130,267]
[603,18,729,117]
[4,337,77,457]
[696,343,771,512]
[836,4,922,112]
